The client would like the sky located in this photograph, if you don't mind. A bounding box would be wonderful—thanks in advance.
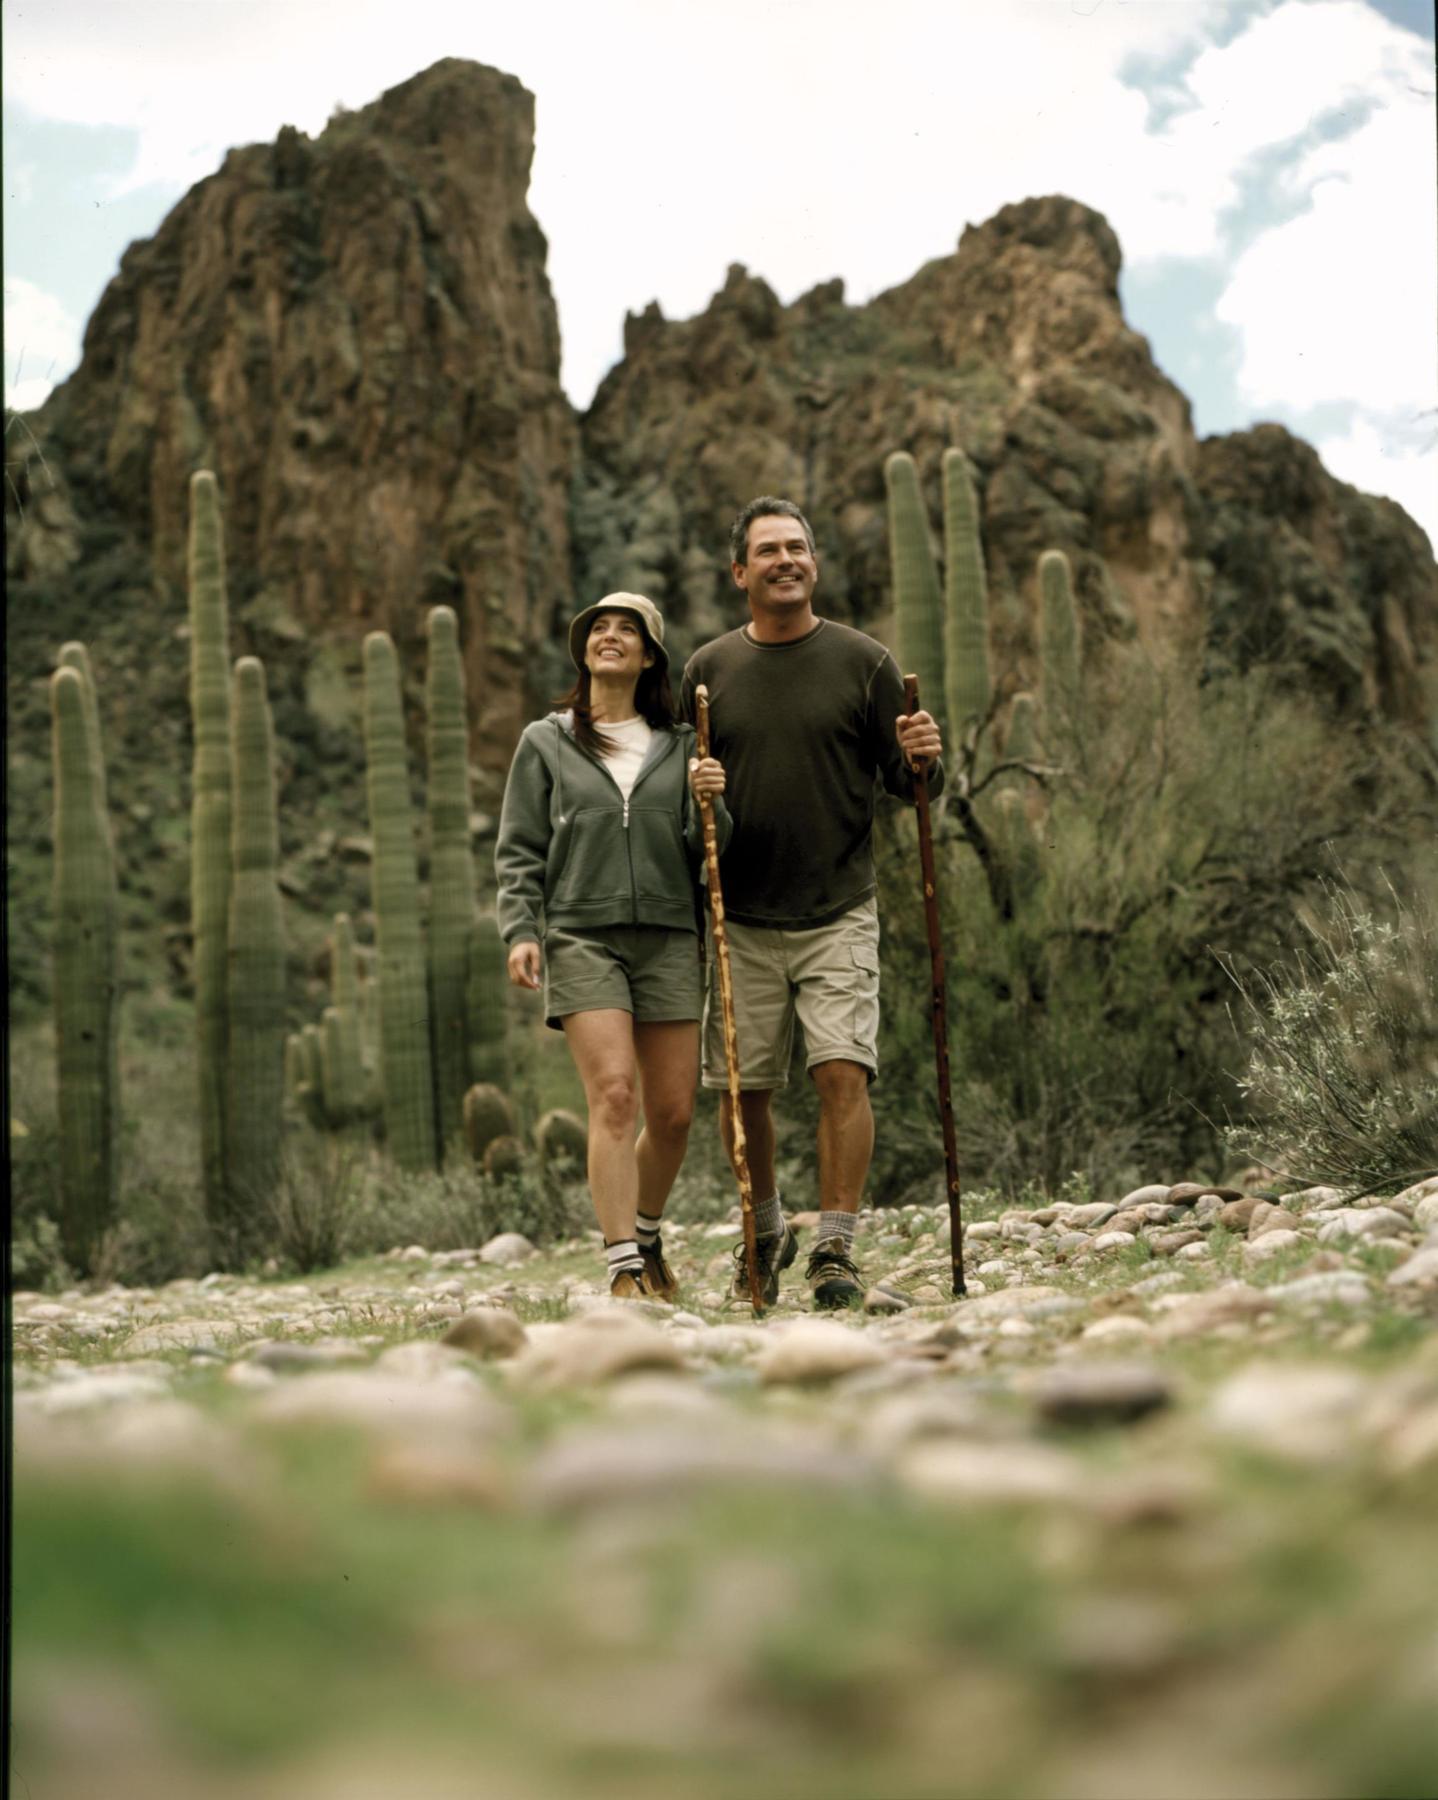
[4,0,1435,548]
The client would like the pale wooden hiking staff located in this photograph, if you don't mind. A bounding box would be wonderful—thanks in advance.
[903,674,967,1298]
[694,684,766,1315]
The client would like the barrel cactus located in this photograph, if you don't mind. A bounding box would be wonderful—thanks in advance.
[50,662,120,1273]
[463,1082,519,1165]
[535,1107,587,1175]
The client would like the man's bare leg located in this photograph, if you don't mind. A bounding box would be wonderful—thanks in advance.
[809,1058,873,1212]
[719,1088,777,1204]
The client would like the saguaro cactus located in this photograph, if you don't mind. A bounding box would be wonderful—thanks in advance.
[188,470,233,1226]
[426,606,476,1151]
[467,911,510,1088]
[885,452,946,732]
[325,913,369,1126]
[1039,549,1082,760]
[225,657,285,1249]
[57,642,109,811]
[942,448,992,743]
[50,664,120,1272]
[363,630,437,1171]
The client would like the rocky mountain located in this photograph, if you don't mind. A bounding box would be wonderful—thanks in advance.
[6,59,1435,1015]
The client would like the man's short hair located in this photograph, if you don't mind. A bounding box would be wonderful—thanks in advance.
[729,496,816,567]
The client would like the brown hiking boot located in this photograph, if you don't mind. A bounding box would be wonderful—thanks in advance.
[609,1269,648,1300]
[731,1221,798,1306]
[639,1234,678,1302]
[805,1237,863,1310]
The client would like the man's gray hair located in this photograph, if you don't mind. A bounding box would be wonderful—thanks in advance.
[729,496,816,567]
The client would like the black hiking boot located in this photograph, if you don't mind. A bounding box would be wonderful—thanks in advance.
[805,1236,863,1310]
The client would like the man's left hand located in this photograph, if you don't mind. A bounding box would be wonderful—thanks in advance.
[896,709,942,772]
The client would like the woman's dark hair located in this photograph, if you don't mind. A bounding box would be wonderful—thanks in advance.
[556,619,677,758]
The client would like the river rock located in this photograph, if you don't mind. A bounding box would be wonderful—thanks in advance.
[1281,1186,1349,1213]
[1219,1196,1263,1232]
[479,1232,538,1266]
[1268,1271,1373,1307]
[1060,1203,1117,1229]
[1156,1282,1273,1339]
[1205,1363,1369,1463]
[1034,1360,1172,1426]
[254,1368,505,1445]
[1091,1230,1137,1252]
[899,1438,1084,1507]
[1316,1208,1410,1245]
[1242,1229,1303,1263]
[246,1339,370,1371]
[1080,1315,1154,1344]
[1167,1182,1243,1207]
[1152,1230,1204,1256]
[756,1320,889,1385]
[442,1308,528,1358]
[863,1286,912,1315]
[1387,1246,1438,1290]
[509,1312,686,1391]
[966,1220,1000,1240]
[1051,1232,1094,1259]
[1115,1185,1174,1210]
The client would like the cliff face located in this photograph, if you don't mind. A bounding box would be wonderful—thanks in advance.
[11,58,575,761]
[578,197,1434,726]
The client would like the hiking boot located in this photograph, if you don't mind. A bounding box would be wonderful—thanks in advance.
[805,1236,863,1310]
[731,1220,798,1306]
[639,1234,678,1302]
[609,1268,648,1301]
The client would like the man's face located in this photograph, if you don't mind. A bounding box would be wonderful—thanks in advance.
[731,513,818,614]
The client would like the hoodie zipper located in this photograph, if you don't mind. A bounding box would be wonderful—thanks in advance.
[556,718,668,925]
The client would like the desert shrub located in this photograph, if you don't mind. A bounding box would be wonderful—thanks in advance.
[344,1156,585,1258]
[873,657,1427,1197]
[1222,877,1438,1195]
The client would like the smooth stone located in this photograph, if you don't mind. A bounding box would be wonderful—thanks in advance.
[526,1422,878,1514]
[1156,1282,1272,1338]
[478,1232,537,1266]
[1219,1197,1263,1232]
[1242,1229,1303,1263]
[1205,1363,1369,1463]
[247,1339,369,1371]
[1249,1203,1301,1237]
[1091,1230,1137,1252]
[117,1318,245,1356]
[1080,1315,1154,1344]
[16,1369,172,1415]
[966,1221,1000,1240]
[947,1285,1071,1324]
[442,1308,528,1359]
[1034,1360,1172,1426]
[1115,1185,1174,1210]
[1317,1208,1408,1245]
[1060,1203,1117,1230]
[1388,1247,1438,1290]
[1281,1186,1348,1213]
[16,1397,240,1477]
[756,1321,889,1385]
[1130,1270,1187,1296]
[863,1287,912,1315]
[997,1317,1035,1339]
[857,1389,995,1457]
[1407,1192,1438,1230]
[899,1439,1084,1507]
[1391,1174,1438,1212]
[1167,1182,1242,1207]
[1268,1272,1373,1307]
[254,1370,505,1445]
[367,1442,507,1509]
[977,1259,1009,1278]
[1152,1230,1204,1256]
[1175,1241,1209,1261]
[508,1313,686,1391]
[1051,1232,1093,1259]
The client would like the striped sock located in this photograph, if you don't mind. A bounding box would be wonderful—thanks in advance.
[753,1191,784,1240]
[605,1238,644,1282]
[635,1211,663,1248]
[816,1210,857,1254]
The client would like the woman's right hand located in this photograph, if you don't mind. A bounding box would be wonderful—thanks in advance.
[507,941,542,990]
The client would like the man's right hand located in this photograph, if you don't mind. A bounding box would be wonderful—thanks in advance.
[507,942,542,990]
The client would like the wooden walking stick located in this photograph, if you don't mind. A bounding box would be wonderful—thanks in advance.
[903,675,967,1297]
[694,685,766,1314]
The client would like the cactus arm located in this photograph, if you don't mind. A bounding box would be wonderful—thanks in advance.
[885,452,946,740]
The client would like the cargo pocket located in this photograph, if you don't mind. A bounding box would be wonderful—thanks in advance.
[849,937,881,1058]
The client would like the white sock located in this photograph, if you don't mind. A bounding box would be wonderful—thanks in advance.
[605,1238,643,1282]
[635,1211,663,1248]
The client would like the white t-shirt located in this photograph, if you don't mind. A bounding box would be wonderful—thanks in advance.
[597,716,654,800]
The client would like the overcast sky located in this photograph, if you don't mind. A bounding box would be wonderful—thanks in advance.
[5,0,1435,547]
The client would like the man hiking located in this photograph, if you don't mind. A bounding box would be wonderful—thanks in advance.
[680,497,943,1309]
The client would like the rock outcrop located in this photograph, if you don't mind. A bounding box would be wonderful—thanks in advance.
[9,58,575,763]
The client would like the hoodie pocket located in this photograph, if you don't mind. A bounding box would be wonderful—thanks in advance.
[548,807,631,908]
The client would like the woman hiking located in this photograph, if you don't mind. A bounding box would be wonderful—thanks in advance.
[495,594,729,1302]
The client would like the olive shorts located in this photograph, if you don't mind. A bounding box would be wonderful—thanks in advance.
[702,897,880,1089]
[542,924,703,1030]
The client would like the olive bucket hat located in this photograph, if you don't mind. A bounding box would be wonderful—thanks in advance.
[567,592,668,673]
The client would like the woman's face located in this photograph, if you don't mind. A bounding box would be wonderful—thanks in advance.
[584,610,654,681]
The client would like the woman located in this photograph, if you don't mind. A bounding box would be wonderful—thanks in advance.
[495,593,728,1302]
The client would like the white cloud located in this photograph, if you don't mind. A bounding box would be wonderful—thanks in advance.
[4,277,81,411]
[1319,414,1437,554]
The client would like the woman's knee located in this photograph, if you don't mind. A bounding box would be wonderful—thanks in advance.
[644,1092,694,1144]
[588,1070,639,1135]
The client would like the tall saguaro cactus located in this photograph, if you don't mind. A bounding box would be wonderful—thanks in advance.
[467,911,510,1088]
[51,664,120,1271]
[425,606,476,1151]
[885,452,946,732]
[1039,549,1083,762]
[363,630,438,1171]
[942,448,992,743]
[225,657,286,1249]
[187,470,233,1227]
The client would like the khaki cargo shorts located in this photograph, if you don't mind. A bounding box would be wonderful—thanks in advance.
[702,897,880,1090]
[543,924,702,1030]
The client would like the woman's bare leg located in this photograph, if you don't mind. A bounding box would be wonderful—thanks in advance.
[632,1020,699,1219]
[561,1009,640,1243]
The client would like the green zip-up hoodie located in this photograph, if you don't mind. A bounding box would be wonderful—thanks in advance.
[494,712,733,947]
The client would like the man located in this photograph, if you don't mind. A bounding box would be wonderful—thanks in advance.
[681,496,943,1309]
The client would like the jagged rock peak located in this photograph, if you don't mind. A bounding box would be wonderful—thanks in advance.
[958,196,1124,293]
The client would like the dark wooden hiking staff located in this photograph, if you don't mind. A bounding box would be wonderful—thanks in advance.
[903,674,967,1298]
[694,684,766,1315]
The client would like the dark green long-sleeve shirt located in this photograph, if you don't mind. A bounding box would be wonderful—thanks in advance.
[680,619,943,930]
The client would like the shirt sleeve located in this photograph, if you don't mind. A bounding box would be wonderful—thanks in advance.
[869,651,945,801]
[493,728,551,946]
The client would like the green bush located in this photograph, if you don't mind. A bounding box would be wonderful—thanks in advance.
[1222,877,1438,1195]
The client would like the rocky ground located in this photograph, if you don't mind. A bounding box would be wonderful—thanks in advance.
[12,1174,1438,1800]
